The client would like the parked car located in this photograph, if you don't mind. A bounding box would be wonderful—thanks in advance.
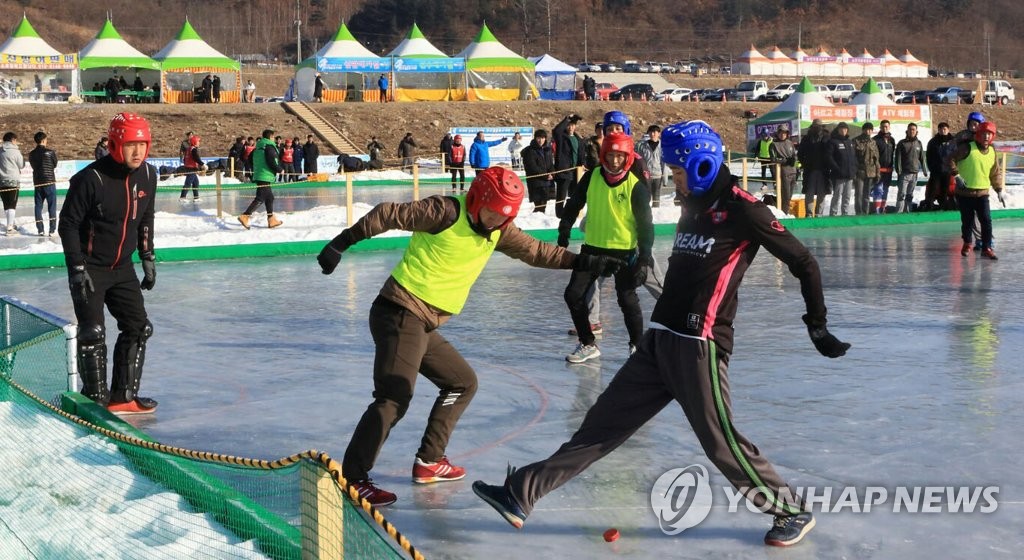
[911,89,931,104]
[982,79,1015,105]
[658,62,677,73]
[927,86,966,104]
[827,83,857,103]
[764,83,798,101]
[893,90,913,103]
[599,62,619,73]
[576,81,619,100]
[724,80,769,101]
[622,60,642,73]
[654,87,695,102]
[577,61,601,72]
[701,88,727,102]
[876,81,895,100]
[641,61,662,73]
[609,83,656,100]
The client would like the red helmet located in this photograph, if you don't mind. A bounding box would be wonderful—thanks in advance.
[599,132,636,171]
[189,135,201,146]
[454,134,462,142]
[975,121,997,144]
[108,112,151,164]
[466,166,524,229]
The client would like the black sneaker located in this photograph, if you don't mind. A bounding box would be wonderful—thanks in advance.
[472,467,527,529]
[764,512,815,546]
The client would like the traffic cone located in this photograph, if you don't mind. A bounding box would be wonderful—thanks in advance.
[721,93,726,104]
[911,95,916,105]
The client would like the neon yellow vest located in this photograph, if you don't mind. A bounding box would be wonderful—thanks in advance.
[583,171,638,250]
[390,196,499,314]
[758,138,773,159]
[959,142,994,191]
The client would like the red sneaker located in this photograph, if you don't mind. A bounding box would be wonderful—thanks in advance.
[982,248,998,260]
[107,397,158,416]
[350,479,397,506]
[413,456,466,484]
[961,243,972,256]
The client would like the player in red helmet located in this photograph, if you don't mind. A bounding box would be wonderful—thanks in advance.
[58,112,160,415]
[316,166,625,507]
[950,120,1003,259]
[180,134,205,201]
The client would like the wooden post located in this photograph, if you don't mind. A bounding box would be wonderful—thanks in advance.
[741,158,748,191]
[775,164,782,211]
[215,170,222,219]
[299,460,344,560]
[345,173,353,227]
[440,151,445,174]
[1000,152,1007,193]
[229,157,234,178]
[413,163,420,201]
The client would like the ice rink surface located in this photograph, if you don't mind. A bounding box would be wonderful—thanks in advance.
[5,221,1024,559]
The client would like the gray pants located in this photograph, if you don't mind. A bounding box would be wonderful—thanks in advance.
[508,330,804,517]
[853,173,877,215]
[895,172,919,213]
[829,178,854,216]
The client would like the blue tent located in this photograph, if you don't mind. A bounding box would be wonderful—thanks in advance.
[528,54,577,100]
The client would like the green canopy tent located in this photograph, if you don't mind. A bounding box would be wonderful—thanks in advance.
[294,22,385,102]
[457,24,537,101]
[0,15,78,101]
[78,20,161,102]
[154,19,241,103]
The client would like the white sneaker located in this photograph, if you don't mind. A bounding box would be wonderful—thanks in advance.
[566,343,601,363]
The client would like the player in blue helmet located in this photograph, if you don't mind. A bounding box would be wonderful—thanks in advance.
[474,119,850,548]
[602,110,632,136]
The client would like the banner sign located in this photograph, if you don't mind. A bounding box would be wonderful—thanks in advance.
[0,53,77,69]
[394,57,465,73]
[317,57,391,73]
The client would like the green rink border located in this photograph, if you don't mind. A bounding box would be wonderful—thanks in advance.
[60,392,301,559]
[6,209,1024,271]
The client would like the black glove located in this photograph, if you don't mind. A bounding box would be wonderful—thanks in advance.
[69,265,94,305]
[557,231,570,248]
[808,326,851,358]
[630,254,653,289]
[573,253,627,277]
[140,253,156,290]
[318,234,350,275]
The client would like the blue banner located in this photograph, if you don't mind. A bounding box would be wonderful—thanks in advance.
[317,58,392,73]
[393,57,465,73]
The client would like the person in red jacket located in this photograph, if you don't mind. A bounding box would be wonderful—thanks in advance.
[180,135,204,201]
[449,134,467,191]
[280,138,295,182]
[474,120,850,548]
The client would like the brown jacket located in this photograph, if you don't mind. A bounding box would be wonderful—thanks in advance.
[341,195,576,330]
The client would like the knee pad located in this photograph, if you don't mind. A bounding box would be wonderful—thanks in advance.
[78,324,106,348]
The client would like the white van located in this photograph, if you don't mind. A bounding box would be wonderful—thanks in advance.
[876,81,895,100]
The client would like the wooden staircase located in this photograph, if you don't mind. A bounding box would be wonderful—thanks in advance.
[282,101,363,155]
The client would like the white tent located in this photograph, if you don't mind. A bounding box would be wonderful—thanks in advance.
[732,45,771,75]
[898,50,929,78]
[528,54,576,100]
[0,15,77,100]
[78,20,161,102]
[154,20,241,103]
[457,24,537,101]
[766,46,796,76]
[387,24,465,101]
[295,23,385,102]
[881,49,904,77]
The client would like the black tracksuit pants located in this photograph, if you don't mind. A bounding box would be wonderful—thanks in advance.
[565,246,643,347]
[508,330,806,518]
[342,297,479,482]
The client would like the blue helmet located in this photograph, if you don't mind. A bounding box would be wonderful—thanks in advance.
[968,111,986,125]
[603,110,632,136]
[661,120,723,197]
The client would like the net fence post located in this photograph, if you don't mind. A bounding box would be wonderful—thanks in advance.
[64,323,78,392]
[300,458,344,560]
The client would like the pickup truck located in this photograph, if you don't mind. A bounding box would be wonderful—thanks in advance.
[959,80,1015,105]
[725,80,768,101]
[827,83,857,103]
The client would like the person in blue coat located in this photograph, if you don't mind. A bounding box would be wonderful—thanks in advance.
[377,74,389,103]
[469,132,507,175]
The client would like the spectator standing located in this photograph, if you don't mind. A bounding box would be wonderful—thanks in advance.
[551,115,584,217]
[448,135,468,191]
[313,72,326,102]
[950,121,1002,260]
[507,132,524,170]
[280,138,296,181]
[180,135,204,201]
[244,80,256,103]
[826,122,857,216]
[521,129,555,212]
[439,133,453,171]
[768,124,798,214]
[893,123,927,213]
[469,131,507,175]
[635,125,666,207]
[398,133,418,170]
[132,74,143,92]
[873,120,897,213]
[228,136,246,180]
[238,129,283,229]
[315,166,623,506]
[94,136,110,161]
[852,122,880,215]
[584,122,604,170]
[797,120,830,217]
[367,136,385,169]
[923,122,953,211]
[753,129,774,179]
[201,74,213,103]
[582,75,596,100]
[29,131,58,236]
[243,137,256,179]
[292,136,305,179]
[212,75,221,103]
[557,132,654,362]
[0,132,25,234]
[179,131,193,164]
[377,74,388,103]
[58,113,160,415]
[303,135,320,175]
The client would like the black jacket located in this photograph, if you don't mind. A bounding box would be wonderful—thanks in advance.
[521,139,554,188]
[826,134,857,180]
[558,160,653,258]
[303,141,320,172]
[551,116,584,179]
[29,145,58,187]
[926,133,953,174]
[652,168,827,354]
[874,132,896,169]
[58,156,157,269]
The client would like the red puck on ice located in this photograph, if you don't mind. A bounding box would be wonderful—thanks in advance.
[603,528,620,542]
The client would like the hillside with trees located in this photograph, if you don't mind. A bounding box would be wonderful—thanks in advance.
[0,0,1020,75]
